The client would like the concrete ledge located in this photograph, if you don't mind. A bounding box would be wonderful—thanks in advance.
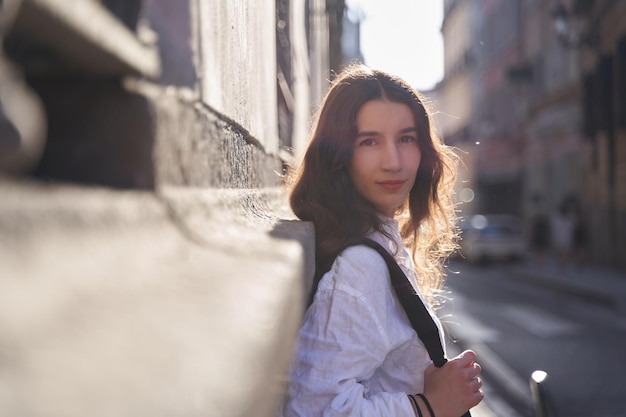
[0,179,314,417]
[7,0,160,77]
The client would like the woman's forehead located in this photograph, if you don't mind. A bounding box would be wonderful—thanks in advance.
[356,100,416,130]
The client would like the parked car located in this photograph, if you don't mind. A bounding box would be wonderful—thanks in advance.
[457,214,527,263]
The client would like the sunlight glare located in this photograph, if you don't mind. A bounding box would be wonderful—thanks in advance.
[347,0,444,91]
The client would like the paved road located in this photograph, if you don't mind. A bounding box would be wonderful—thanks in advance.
[441,260,626,417]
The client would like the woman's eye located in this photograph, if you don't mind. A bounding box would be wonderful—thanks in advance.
[358,139,377,147]
[400,135,417,143]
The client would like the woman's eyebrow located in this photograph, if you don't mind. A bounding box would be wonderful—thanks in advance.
[356,126,417,137]
[356,130,379,138]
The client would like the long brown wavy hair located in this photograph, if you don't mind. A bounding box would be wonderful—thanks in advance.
[288,64,458,298]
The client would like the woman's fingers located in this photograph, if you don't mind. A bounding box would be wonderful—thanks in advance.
[458,350,477,367]
[472,377,483,392]
[453,351,484,399]
[467,361,482,378]
[423,355,485,416]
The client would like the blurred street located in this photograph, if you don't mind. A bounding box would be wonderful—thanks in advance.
[441,258,626,417]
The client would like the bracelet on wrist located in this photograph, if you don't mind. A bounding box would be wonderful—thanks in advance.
[416,393,435,417]
[408,394,423,417]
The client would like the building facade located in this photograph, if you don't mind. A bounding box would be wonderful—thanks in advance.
[0,1,347,415]
[440,0,626,269]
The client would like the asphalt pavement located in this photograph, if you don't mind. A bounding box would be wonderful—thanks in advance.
[507,256,626,313]
[459,256,626,417]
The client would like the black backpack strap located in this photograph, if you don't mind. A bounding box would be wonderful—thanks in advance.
[310,237,471,417]
[360,239,472,417]
[357,238,447,368]
[309,238,446,367]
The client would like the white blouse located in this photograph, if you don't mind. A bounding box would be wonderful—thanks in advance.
[281,219,446,417]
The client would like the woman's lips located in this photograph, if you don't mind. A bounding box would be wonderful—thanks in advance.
[377,180,406,191]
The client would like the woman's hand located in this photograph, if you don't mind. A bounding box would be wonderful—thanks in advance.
[421,350,483,417]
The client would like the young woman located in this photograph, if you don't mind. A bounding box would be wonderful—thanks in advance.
[283,65,483,417]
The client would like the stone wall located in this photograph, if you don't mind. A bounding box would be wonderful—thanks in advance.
[0,0,327,415]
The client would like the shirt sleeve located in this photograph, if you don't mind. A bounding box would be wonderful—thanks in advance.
[284,246,417,417]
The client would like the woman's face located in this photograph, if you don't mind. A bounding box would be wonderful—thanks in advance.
[349,99,422,217]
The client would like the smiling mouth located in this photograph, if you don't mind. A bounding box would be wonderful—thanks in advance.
[378,180,406,191]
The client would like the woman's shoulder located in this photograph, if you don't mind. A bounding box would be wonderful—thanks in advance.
[340,243,389,269]
[318,244,390,296]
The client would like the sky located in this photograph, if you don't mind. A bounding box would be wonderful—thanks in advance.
[345,0,444,91]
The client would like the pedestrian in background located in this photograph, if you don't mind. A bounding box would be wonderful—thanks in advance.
[281,64,483,417]
[551,202,575,267]
[529,209,551,267]
[572,208,589,268]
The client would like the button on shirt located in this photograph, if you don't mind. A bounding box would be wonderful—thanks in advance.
[282,219,446,417]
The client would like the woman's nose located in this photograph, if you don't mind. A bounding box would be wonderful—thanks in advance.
[381,142,402,171]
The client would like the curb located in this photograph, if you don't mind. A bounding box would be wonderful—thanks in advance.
[506,266,616,309]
